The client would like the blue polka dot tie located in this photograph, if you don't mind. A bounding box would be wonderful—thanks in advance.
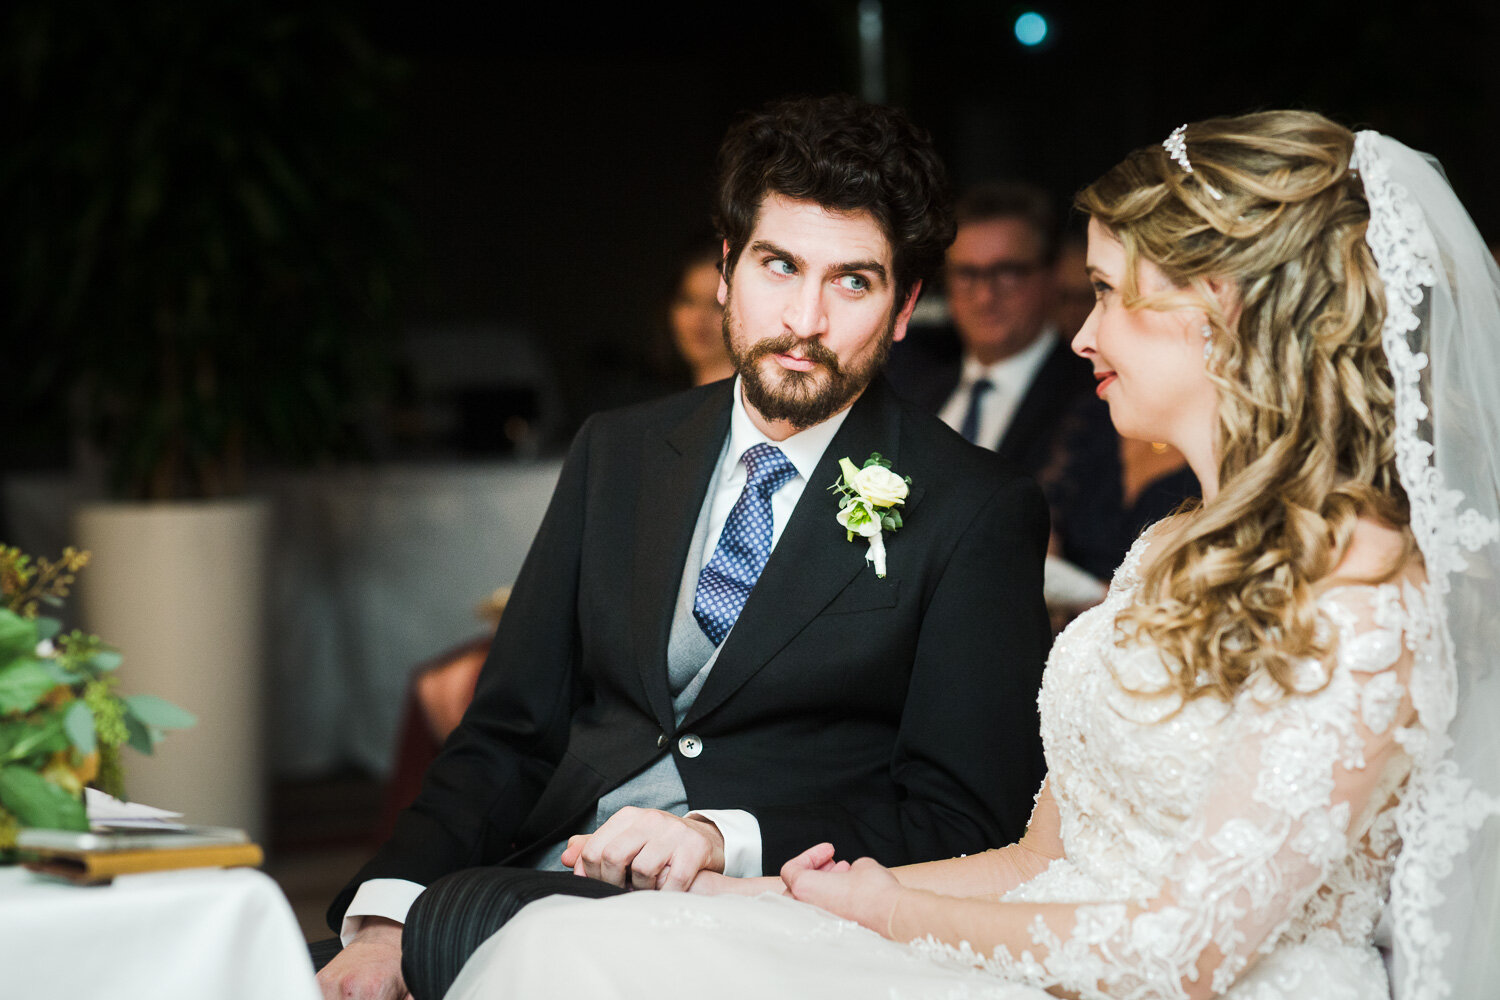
[693,443,799,646]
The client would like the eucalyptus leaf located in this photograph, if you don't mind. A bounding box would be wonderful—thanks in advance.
[40,659,78,684]
[63,701,97,755]
[86,650,124,673]
[34,618,62,642]
[0,610,38,661]
[124,713,156,756]
[0,764,88,831]
[0,659,57,715]
[123,695,196,730]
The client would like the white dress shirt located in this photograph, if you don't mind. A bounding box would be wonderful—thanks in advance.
[341,379,852,941]
[936,328,1056,450]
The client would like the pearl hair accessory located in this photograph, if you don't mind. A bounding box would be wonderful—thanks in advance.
[1163,124,1224,201]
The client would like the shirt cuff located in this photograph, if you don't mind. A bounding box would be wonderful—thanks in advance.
[339,878,427,945]
[688,808,762,878]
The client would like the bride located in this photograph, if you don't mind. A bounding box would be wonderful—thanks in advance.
[444,112,1500,1000]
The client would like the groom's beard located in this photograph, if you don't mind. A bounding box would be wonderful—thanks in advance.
[723,311,895,432]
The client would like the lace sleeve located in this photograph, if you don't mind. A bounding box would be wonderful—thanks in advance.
[895,581,1424,1000]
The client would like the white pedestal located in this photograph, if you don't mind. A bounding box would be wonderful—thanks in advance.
[74,499,269,841]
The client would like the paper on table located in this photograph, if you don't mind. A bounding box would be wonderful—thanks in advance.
[85,788,185,830]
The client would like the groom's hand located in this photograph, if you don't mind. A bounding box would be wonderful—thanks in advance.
[315,916,410,1000]
[561,806,725,891]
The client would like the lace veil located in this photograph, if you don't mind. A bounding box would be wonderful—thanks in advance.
[1353,132,1500,1000]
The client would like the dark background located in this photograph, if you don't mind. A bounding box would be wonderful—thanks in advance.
[368,0,1500,438]
[8,0,1499,469]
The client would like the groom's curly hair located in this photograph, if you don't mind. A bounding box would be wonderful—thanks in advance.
[713,93,954,312]
[1078,110,1413,707]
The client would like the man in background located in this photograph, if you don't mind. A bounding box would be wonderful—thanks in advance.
[887,181,1093,480]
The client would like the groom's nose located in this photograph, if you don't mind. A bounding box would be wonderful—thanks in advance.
[783,281,831,339]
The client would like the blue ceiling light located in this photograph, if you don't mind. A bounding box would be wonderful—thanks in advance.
[1014,11,1048,47]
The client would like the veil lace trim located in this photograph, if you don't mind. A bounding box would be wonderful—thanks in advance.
[1352,130,1500,1000]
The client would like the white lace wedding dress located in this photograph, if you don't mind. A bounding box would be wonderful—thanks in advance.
[446,535,1431,999]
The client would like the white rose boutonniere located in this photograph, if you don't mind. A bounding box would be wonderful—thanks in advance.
[831,453,911,578]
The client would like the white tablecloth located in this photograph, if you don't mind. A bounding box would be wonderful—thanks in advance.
[0,865,319,1000]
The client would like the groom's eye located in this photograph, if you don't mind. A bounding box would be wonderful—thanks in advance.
[767,258,796,276]
[836,273,870,293]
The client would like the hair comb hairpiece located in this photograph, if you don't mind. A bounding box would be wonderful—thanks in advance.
[1162,124,1224,201]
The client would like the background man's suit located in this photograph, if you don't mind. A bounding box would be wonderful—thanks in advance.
[886,327,1095,481]
[330,375,1051,928]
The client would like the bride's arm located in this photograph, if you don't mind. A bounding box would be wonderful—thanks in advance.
[692,779,1063,899]
[885,778,1062,899]
[787,582,1422,1000]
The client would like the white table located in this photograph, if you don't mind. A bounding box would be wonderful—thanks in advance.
[0,865,320,1000]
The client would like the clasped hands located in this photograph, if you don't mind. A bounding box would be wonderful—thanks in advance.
[565,809,906,939]
[561,806,727,891]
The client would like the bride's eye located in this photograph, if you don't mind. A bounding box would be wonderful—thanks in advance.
[1091,279,1113,299]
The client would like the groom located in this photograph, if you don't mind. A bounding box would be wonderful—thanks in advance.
[318,94,1050,999]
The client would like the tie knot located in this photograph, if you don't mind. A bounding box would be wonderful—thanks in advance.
[741,443,797,494]
[969,377,994,398]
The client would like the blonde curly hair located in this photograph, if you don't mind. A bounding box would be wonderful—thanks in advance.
[1077,110,1412,704]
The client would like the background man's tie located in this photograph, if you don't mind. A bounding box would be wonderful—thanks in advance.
[692,443,798,645]
[958,377,993,444]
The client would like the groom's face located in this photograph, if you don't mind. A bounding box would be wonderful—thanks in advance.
[720,194,921,434]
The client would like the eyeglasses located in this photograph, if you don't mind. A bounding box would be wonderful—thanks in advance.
[946,260,1046,293]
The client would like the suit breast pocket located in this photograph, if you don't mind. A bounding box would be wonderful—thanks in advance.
[821,574,900,615]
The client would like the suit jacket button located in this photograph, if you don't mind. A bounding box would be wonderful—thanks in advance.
[657,733,667,749]
[677,734,703,758]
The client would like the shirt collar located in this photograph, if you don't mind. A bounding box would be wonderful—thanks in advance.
[960,326,1057,394]
[723,375,852,485]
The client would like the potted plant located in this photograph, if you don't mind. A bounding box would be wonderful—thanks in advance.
[4,1,407,837]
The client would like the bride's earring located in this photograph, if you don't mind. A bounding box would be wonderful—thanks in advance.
[1201,323,1213,361]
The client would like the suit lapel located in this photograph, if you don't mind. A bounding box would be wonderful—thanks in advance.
[631,387,731,733]
[683,379,919,726]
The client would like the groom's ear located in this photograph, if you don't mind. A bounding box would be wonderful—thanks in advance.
[717,239,731,306]
[891,279,923,343]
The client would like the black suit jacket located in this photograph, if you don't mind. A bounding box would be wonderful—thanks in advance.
[330,376,1051,928]
[886,328,1096,481]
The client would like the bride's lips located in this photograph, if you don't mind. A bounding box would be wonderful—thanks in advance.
[1094,370,1117,397]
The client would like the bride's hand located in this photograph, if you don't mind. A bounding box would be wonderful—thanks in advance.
[781,853,905,938]
[781,842,853,877]
[688,843,850,896]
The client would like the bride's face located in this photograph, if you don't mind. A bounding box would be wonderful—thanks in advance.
[1072,219,1219,458]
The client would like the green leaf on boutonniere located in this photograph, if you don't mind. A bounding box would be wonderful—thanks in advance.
[0,763,88,831]
[34,618,61,643]
[0,658,56,715]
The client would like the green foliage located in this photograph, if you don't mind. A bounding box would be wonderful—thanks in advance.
[0,545,193,844]
[0,766,88,832]
[5,1,408,499]
[0,658,55,715]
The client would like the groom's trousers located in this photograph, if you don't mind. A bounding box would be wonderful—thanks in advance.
[402,868,626,999]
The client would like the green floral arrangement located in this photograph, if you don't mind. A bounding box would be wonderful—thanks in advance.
[0,545,194,854]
